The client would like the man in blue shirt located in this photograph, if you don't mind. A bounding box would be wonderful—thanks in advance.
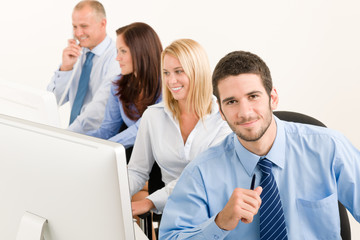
[47,0,120,133]
[159,51,360,239]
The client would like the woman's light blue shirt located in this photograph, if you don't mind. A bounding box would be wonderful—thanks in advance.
[87,79,161,149]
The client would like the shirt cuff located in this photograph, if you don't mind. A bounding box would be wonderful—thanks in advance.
[146,188,168,214]
[200,215,230,240]
[55,69,73,78]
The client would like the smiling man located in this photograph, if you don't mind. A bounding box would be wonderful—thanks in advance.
[159,51,360,239]
[48,0,120,133]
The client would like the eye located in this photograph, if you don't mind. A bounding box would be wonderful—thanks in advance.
[249,94,259,100]
[175,70,184,74]
[163,71,170,76]
[226,100,237,105]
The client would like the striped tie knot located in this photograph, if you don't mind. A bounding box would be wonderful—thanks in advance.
[258,157,273,175]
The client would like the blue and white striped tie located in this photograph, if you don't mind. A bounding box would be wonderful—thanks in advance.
[258,158,288,240]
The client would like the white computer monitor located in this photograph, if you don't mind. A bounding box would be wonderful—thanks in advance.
[0,79,60,127]
[0,114,136,240]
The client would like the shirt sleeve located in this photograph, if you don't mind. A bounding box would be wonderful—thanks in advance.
[334,134,360,222]
[86,84,123,139]
[108,118,140,149]
[47,68,73,105]
[159,167,230,240]
[127,109,156,196]
[67,77,113,133]
[146,178,178,214]
[150,112,231,214]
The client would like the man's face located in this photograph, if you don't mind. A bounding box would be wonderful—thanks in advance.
[217,73,278,143]
[72,6,106,50]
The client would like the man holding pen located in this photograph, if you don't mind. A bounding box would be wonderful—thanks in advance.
[160,50,360,239]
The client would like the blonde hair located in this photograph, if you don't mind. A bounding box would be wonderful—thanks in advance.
[74,0,106,20]
[161,39,212,121]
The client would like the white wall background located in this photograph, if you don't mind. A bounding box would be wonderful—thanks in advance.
[0,0,359,236]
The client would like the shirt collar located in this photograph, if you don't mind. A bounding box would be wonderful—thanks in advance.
[82,35,111,57]
[234,115,286,177]
[266,116,286,169]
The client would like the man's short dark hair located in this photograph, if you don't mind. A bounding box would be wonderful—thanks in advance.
[212,51,272,100]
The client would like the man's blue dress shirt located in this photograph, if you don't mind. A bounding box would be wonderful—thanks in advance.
[86,81,161,149]
[160,116,360,240]
[48,35,121,133]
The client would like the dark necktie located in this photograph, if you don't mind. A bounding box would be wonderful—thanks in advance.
[69,51,95,124]
[258,158,288,240]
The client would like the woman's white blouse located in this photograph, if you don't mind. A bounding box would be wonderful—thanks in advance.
[127,96,232,213]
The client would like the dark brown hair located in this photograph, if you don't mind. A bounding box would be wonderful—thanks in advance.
[115,22,162,120]
[212,51,272,101]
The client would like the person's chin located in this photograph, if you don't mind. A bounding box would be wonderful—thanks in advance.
[122,71,132,76]
[80,41,95,50]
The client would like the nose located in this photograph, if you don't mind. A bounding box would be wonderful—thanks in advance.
[116,52,121,62]
[237,100,252,118]
[73,28,83,39]
[166,73,177,84]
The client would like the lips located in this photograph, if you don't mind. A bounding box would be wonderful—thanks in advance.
[236,118,258,127]
[171,86,183,91]
[241,121,257,127]
[78,36,88,42]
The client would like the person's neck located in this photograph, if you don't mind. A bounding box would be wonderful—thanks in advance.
[88,34,107,51]
[178,100,198,119]
[178,100,188,114]
[238,117,277,156]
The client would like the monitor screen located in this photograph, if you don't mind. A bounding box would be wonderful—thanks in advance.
[0,114,136,240]
[0,79,60,127]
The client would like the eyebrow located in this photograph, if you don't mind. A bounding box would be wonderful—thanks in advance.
[221,90,263,104]
[221,96,235,104]
[163,66,183,71]
[247,90,263,96]
[173,67,183,71]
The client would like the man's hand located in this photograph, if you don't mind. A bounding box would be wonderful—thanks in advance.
[215,186,262,231]
[60,39,82,71]
[131,198,155,216]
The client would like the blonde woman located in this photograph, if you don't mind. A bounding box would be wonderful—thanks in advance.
[127,39,232,216]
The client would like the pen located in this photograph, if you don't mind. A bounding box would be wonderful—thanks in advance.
[250,174,256,190]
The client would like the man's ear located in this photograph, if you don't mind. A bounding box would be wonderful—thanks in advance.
[101,18,107,29]
[217,100,226,121]
[270,88,279,110]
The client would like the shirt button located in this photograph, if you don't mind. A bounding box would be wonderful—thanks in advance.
[213,235,219,240]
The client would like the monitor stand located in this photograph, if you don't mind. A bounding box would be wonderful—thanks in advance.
[16,212,47,240]
[16,211,148,240]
